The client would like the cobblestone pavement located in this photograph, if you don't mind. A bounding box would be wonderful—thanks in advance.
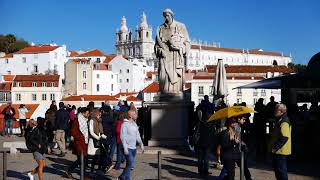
[1,136,320,180]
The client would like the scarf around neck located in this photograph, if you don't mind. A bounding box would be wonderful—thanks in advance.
[78,113,89,144]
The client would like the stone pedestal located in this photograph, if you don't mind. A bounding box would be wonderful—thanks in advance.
[144,100,194,147]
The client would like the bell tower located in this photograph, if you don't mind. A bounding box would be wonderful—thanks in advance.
[134,12,153,59]
[115,16,133,55]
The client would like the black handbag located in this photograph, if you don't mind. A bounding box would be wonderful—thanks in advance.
[93,138,100,148]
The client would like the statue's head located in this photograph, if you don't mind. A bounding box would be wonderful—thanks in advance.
[163,8,174,24]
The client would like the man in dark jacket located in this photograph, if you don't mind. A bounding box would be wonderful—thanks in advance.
[1,103,16,136]
[55,102,69,157]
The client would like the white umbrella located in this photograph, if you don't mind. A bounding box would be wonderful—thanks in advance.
[213,59,228,98]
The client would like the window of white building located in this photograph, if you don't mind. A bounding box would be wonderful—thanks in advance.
[96,58,101,63]
[32,82,37,87]
[126,79,129,83]
[22,57,26,63]
[119,79,122,83]
[97,84,100,92]
[5,59,8,64]
[33,65,38,73]
[34,54,38,59]
[237,89,242,96]
[127,69,130,73]
[83,71,87,79]
[3,93,8,101]
[32,94,37,101]
[96,74,100,79]
[109,65,112,70]
[120,69,122,74]
[16,82,21,87]
[198,86,204,95]
[42,82,47,87]
[111,84,114,91]
[42,94,47,101]
[50,93,55,101]
[126,89,128,93]
[16,94,21,101]
[83,83,87,90]
[54,52,58,59]
[50,82,55,87]
[237,98,242,104]
[261,89,266,96]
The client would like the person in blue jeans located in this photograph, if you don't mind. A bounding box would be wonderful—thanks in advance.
[2,103,16,136]
[118,110,144,180]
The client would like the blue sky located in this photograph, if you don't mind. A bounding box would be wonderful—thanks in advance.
[1,0,319,64]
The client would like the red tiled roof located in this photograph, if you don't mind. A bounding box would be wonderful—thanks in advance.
[191,45,288,57]
[16,45,59,54]
[0,82,11,91]
[206,65,294,74]
[3,54,13,58]
[61,94,141,102]
[13,75,60,81]
[72,59,90,63]
[3,75,15,81]
[0,104,39,119]
[62,95,117,101]
[143,82,159,93]
[126,96,142,101]
[193,75,265,80]
[69,51,79,57]
[77,49,105,57]
[103,54,117,64]
[93,63,108,70]
[114,92,137,98]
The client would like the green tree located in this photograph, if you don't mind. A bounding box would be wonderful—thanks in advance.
[0,34,29,53]
[288,62,307,73]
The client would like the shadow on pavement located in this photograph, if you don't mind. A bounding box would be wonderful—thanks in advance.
[7,170,28,180]
[148,162,202,179]
[163,157,197,167]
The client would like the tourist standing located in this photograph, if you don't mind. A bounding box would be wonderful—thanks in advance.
[1,103,16,137]
[63,107,90,179]
[114,110,127,170]
[88,108,107,173]
[45,106,57,151]
[55,102,69,157]
[118,110,144,180]
[18,104,29,137]
[218,117,241,180]
[270,104,291,180]
[26,117,48,180]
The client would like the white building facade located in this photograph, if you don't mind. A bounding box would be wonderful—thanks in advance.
[11,75,63,108]
[109,55,147,93]
[0,45,67,80]
[187,44,293,71]
[64,59,119,96]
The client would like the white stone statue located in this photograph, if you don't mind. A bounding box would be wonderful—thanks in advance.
[155,9,190,94]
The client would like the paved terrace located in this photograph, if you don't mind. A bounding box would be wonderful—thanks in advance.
[1,136,319,180]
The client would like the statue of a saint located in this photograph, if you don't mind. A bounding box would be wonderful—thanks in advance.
[155,9,190,94]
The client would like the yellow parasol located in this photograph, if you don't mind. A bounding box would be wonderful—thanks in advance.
[208,106,256,122]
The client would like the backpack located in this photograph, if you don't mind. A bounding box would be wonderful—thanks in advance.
[25,127,37,151]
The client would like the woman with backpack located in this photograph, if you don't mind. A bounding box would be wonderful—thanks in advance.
[26,117,48,180]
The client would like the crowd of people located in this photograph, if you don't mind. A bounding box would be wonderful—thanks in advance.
[1,100,143,180]
[192,95,294,180]
[1,94,319,180]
